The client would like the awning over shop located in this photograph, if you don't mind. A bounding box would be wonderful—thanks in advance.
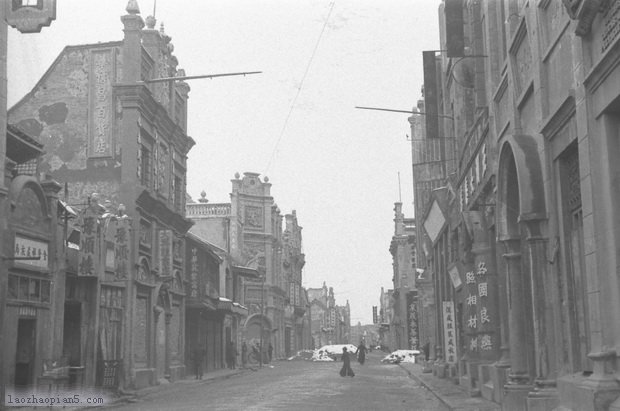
[217,297,233,311]
[186,297,217,311]
[232,264,260,279]
[217,298,249,316]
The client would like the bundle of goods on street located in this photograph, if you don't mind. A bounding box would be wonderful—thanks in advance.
[312,344,358,361]
[287,350,315,361]
[380,349,420,364]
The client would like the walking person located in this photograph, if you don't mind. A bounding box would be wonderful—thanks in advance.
[357,340,367,365]
[339,347,355,377]
[268,343,273,363]
[241,341,248,368]
[226,341,236,369]
[193,347,205,380]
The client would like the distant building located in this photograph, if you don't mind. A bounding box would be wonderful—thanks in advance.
[388,202,418,351]
[187,172,307,361]
[307,282,350,347]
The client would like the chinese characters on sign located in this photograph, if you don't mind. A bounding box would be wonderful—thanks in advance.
[448,263,462,289]
[158,230,173,277]
[190,248,199,298]
[408,292,419,350]
[14,236,49,269]
[466,260,493,352]
[114,218,130,279]
[442,301,457,364]
[78,207,99,276]
[89,49,113,157]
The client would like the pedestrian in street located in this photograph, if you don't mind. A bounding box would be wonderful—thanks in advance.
[241,341,248,368]
[268,343,273,363]
[226,341,236,369]
[423,340,430,362]
[339,347,355,377]
[193,347,205,380]
[357,340,367,365]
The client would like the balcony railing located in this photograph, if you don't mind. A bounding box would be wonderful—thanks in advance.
[185,202,232,218]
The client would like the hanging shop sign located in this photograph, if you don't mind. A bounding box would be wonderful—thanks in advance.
[78,206,100,277]
[423,200,446,243]
[465,259,494,352]
[114,217,130,279]
[442,301,457,364]
[158,229,173,276]
[447,262,463,289]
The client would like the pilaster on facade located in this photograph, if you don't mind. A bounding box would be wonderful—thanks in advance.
[414,0,620,409]
[7,2,194,390]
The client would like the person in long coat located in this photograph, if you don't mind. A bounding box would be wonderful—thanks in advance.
[241,341,248,368]
[339,347,355,377]
[226,341,237,369]
[193,347,205,379]
[357,341,367,365]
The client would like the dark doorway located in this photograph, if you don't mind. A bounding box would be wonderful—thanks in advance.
[63,302,82,385]
[15,318,36,387]
[285,328,291,358]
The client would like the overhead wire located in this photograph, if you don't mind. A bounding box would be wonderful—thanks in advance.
[264,1,336,174]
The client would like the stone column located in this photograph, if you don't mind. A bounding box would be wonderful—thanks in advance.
[165,311,172,379]
[501,237,533,410]
[524,221,559,410]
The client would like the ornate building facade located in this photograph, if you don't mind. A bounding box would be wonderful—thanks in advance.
[388,202,418,351]
[187,172,308,362]
[8,2,194,389]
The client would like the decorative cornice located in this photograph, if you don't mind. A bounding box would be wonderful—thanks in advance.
[136,189,193,234]
[540,94,576,139]
[562,0,602,36]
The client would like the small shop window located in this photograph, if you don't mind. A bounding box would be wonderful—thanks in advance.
[8,275,18,299]
[29,278,40,299]
[19,277,29,300]
[8,274,51,303]
[41,280,51,303]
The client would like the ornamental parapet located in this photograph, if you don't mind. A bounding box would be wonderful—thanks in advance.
[185,202,232,218]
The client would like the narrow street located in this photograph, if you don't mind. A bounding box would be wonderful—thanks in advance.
[109,353,442,411]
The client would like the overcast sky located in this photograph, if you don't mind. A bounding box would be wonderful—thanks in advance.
[8,0,440,324]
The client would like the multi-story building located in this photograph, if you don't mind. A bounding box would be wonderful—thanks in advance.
[282,211,309,356]
[0,125,64,391]
[388,202,418,351]
[187,172,306,362]
[307,282,350,348]
[377,287,395,351]
[8,4,194,389]
[413,1,620,410]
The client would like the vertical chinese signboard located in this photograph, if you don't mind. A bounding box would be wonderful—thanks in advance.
[89,49,114,157]
[158,230,173,277]
[465,260,493,354]
[407,291,419,350]
[189,247,199,298]
[114,218,130,279]
[442,301,457,364]
[78,207,99,277]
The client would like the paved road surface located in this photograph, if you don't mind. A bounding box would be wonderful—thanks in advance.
[110,353,442,411]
